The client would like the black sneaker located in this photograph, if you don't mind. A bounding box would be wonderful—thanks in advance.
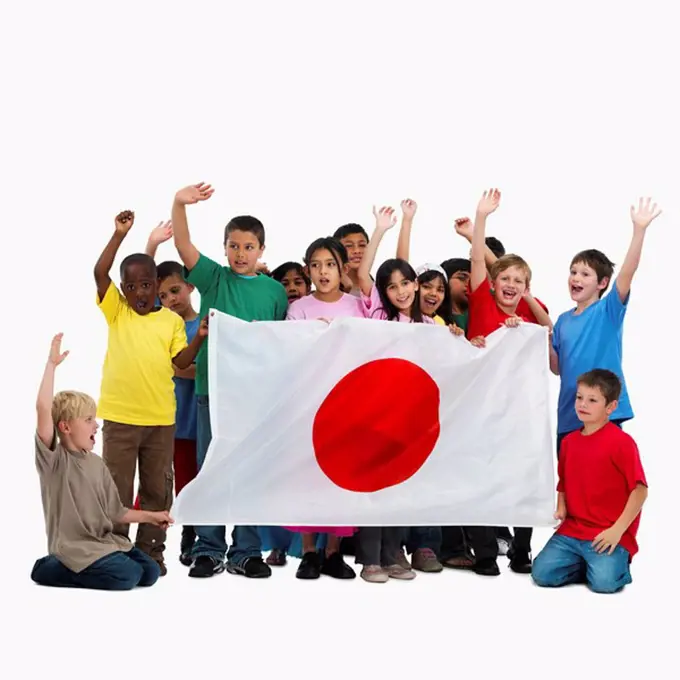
[320,551,356,579]
[188,555,225,578]
[472,558,500,576]
[296,551,322,579]
[227,556,272,578]
[509,550,533,574]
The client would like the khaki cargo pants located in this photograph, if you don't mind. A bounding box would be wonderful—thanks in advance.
[102,421,175,563]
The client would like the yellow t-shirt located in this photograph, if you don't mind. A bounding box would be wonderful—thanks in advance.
[97,282,188,426]
[434,315,446,326]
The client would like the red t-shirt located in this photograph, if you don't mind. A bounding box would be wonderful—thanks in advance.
[466,277,547,339]
[557,422,647,560]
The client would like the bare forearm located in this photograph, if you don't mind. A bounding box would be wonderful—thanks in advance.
[94,232,126,299]
[119,508,152,525]
[557,492,566,512]
[396,217,413,261]
[470,211,488,291]
[358,227,386,296]
[173,332,205,369]
[145,239,159,258]
[549,345,559,375]
[171,199,200,270]
[174,364,196,379]
[36,361,56,444]
[612,485,648,534]
[524,294,553,330]
[616,229,646,301]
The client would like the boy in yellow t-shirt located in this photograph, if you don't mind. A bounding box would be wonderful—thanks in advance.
[93,210,206,574]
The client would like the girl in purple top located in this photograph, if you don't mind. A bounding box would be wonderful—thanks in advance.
[284,236,360,581]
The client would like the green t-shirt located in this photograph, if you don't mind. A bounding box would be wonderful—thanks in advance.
[185,253,289,395]
[452,309,468,332]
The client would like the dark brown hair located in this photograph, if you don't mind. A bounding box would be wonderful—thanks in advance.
[576,369,622,404]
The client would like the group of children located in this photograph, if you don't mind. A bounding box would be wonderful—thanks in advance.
[30,183,659,594]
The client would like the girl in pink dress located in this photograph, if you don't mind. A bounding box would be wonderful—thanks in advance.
[285,236,364,581]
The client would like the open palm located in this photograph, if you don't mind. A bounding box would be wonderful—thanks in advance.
[176,182,214,206]
[49,333,69,366]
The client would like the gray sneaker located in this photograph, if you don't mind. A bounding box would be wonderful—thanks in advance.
[411,548,443,573]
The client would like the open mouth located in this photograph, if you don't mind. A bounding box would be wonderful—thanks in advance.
[319,277,330,286]
[90,435,96,444]
[136,300,149,310]
[423,296,438,308]
[570,284,584,296]
[500,288,516,301]
[288,291,300,300]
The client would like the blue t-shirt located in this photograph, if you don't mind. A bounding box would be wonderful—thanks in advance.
[552,279,632,434]
[174,316,200,440]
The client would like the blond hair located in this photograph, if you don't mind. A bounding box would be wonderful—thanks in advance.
[489,254,532,286]
[52,391,97,426]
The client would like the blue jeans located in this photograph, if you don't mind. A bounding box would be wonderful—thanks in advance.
[531,533,632,594]
[406,526,441,554]
[31,548,160,590]
[193,395,262,565]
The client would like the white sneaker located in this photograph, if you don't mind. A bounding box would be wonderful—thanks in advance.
[361,565,389,583]
[385,564,416,580]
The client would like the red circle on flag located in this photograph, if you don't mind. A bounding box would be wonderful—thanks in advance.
[312,358,441,493]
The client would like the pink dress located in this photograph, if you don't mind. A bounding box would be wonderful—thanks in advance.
[360,284,435,324]
[284,292,365,536]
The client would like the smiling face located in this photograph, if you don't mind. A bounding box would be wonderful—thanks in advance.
[225,229,264,276]
[308,248,344,296]
[419,275,446,317]
[339,233,368,271]
[121,262,158,315]
[279,267,310,301]
[568,261,608,305]
[492,265,528,313]
[386,270,418,314]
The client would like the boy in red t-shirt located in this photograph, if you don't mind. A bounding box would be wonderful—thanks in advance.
[467,189,553,574]
[531,369,648,594]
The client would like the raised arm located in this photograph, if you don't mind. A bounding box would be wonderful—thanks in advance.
[36,334,69,447]
[454,217,500,270]
[145,220,173,258]
[616,197,661,302]
[94,211,134,301]
[470,189,501,292]
[358,206,397,297]
[171,182,214,271]
[396,199,417,261]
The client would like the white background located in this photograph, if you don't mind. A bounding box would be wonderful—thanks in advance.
[3,1,678,677]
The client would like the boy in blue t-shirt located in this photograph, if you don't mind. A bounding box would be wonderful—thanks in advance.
[550,197,661,453]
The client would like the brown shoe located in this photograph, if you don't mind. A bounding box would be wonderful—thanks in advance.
[411,548,443,573]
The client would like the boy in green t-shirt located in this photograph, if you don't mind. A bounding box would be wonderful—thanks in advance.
[171,182,288,580]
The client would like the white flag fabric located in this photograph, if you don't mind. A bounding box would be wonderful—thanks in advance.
[172,310,556,527]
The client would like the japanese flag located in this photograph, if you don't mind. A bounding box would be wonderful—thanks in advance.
[172,311,556,527]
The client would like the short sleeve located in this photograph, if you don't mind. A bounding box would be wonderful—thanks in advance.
[102,463,127,522]
[97,281,126,325]
[170,314,188,358]
[286,298,306,320]
[35,429,59,475]
[603,277,629,327]
[360,284,385,319]
[434,315,446,326]
[612,436,647,492]
[184,253,223,296]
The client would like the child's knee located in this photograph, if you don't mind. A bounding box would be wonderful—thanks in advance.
[137,560,161,587]
[30,556,52,585]
[587,559,630,594]
[530,555,561,587]
[113,562,145,590]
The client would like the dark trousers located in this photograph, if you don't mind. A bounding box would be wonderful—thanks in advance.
[31,548,160,590]
[102,421,175,562]
[441,525,499,562]
[356,527,405,566]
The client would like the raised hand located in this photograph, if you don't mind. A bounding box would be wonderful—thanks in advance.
[454,217,474,241]
[175,182,215,206]
[372,205,397,231]
[114,210,135,234]
[148,220,173,247]
[48,333,69,366]
[476,188,501,217]
[630,197,662,231]
[400,198,418,219]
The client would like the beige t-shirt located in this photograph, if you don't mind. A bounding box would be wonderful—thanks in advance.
[35,430,132,573]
